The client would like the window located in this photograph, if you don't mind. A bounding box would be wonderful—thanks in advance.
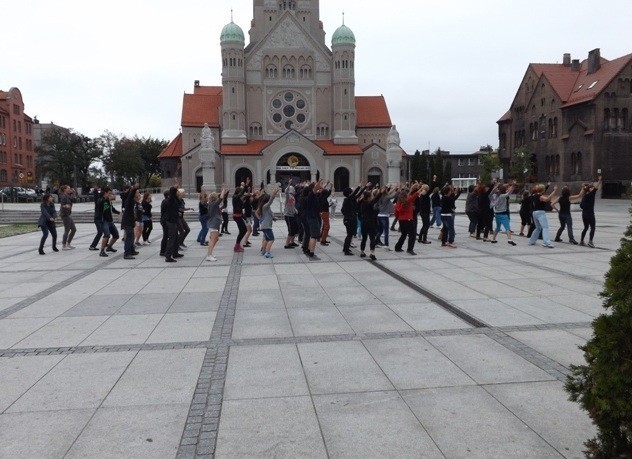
[555,155,560,175]
[622,108,629,131]
[457,159,464,166]
[553,118,558,138]
[13,104,19,115]
[0,169,6,183]
[468,158,475,166]
[266,65,278,78]
[282,65,295,79]
[299,65,312,79]
[588,81,598,89]
[249,123,263,137]
[604,108,611,130]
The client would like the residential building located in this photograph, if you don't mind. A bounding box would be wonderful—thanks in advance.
[0,87,36,187]
[159,0,406,191]
[498,49,632,191]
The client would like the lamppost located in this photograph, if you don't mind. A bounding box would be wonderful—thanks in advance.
[185,155,192,197]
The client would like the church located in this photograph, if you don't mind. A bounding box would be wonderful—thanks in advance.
[158,0,406,192]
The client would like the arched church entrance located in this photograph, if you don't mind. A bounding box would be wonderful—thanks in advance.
[367,167,383,186]
[235,167,252,187]
[275,152,311,188]
[334,167,350,191]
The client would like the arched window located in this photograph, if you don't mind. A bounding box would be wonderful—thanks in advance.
[235,167,252,187]
[576,152,582,175]
[614,108,621,130]
[553,118,558,138]
[571,153,576,175]
[367,167,382,185]
[0,169,6,183]
[299,65,312,79]
[555,155,560,175]
[249,123,263,137]
[622,108,629,131]
[283,65,295,79]
[334,167,349,191]
[266,65,278,78]
[548,118,553,138]
[604,109,611,130]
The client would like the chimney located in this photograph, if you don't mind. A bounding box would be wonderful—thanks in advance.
[563,53,571,67]
[588,48,601,74]
[571,59,580,72]
[194,80,200,87]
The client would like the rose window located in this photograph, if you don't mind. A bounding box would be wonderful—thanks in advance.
[269,91,309,131]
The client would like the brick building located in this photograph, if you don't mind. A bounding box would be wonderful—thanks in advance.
[0,87,36,188]
[159,0,406,191]
[497,49,632,189]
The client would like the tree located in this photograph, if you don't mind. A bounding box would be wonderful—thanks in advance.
[565,202,632,457]
[509,146,532,184]
[36,128,101,190]
[431,148,446,185]
[443,160,452,184]
[480,151,501,184]
[410,150,423,181]
[419,151,430,183]
[100,133,167,188]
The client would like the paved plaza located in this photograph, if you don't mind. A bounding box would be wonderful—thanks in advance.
[0,199,629,458]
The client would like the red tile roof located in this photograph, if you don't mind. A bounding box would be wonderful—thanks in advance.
[194,85,222,96]
[356,95,392,127]
[221,140,271,156]
[529,53,632,107]
[498,110,512,123]
[158,133,182,159]
[315,140,363,155]
[181,93,222,127]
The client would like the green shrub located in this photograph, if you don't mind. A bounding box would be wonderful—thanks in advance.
[566,202,632,457]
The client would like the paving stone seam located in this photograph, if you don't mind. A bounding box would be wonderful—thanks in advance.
[0,253,128,320]
[0,321,593,357]
[176,253,242,459]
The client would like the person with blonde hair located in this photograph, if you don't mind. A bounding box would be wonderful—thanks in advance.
[529,183,557,248]
[206,186,228,262]
[256,186,281,259]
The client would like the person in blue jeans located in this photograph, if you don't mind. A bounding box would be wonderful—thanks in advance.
[428,187,442,228]
[529,184,557,248]
[197,191,209,245]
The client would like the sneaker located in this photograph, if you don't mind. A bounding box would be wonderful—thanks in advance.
[99,251,108,257]
[123,255,135,260]
[309,254,320,261]
[369,254,377,260]
[135,242,142,247]
[132,251,139,256]
[159,252,165,256]
[490,240,498,244]
[244,242,252,247]
[383,246,391,251]
[290,242,299,247]
[508,241,517,246]
[89,246,99,251]
[587,241,595,248]
[569,239,578,245]
[542,243,554,248]
[68,245,76,250]
[447,243,457,248]
[406,250,417,255]
[264,252,274,259]
[165,257,176,263]
[52,247,59,252]
[62,246,72,251]
[206,255,217,262]
[180,243,188,248]
[421,241,431,245]
[145,240,151,244]
[343,251,354,256]
[394,248,403,252]
[106,247,117,252]
[554,238,562,242]
[284,245,294,249]
[39,249,45,255]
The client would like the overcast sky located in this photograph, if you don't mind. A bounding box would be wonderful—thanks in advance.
[5,0,631,154]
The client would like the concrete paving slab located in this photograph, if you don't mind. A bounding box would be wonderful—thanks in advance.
[0,355,64,412]
[0,409,94,459]
[281,287,336,308]
[387,302,471,330]
[65,404,189,459]
[7,352,136,412]
[298,341,394,394]
[0,317,51,349]
[61,294,133,317]
[403,385,561,458]
[80,314,163,346]
[338,304,414,334]
[485,381,596,458]
[13,316,109,349]
[451,298,545,327]
[216,396,327,458]
[426,334,554,384]
[314,391,443,458]
[364,337,475,390]
[224,344,309,400]
[146,311,215,343]
[235,289,285,310]
[102,349,205,407]
[500,296,595,323]
[167,291,222,313]
[288,307,354,337]
[115,293,178,315]
[233,308,293,339]
[323,285,380,306]
[508,329,587,368]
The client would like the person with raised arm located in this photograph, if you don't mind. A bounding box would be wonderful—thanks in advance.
[205,185,228,262]
[257,186,281,259]
[490,182,517,246]
[341,179,367,255]
[552,185,585,244]
[528,183,558,248]
[579,175,603,248]
[394,183,422,254]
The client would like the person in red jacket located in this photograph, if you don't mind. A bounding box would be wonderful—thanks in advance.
[394,183,422,255]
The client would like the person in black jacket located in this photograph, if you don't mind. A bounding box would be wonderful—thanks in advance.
[341,181,366,255]
[318,181,333,245]
[121,183,140,259]
[417,184,432,244]
[141,191,153,244]
[359,187,383,260]
[89,185,103,250]
[163,186,183,262]
[99,188,120,257]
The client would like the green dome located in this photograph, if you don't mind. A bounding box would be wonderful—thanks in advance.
[220,21,245,43]
[331,24,356,46]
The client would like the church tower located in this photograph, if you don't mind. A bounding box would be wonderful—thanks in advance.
[220,19,247,144]
[331,21,358,145]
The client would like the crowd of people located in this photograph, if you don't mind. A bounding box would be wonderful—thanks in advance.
[36,175,604,260]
